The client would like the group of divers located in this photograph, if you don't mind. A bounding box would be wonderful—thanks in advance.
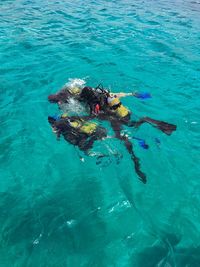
[48,79,176,184]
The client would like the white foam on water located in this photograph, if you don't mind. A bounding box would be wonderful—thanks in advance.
[33,233,43,245]
[66,219,76,227]
[64,78,86,89]
[59,78,88,115]
[60,98,88,115]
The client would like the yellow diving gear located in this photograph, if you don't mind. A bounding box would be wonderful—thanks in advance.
[107,96,121,107]
[61,113,68,118]
[68,86,81,95]
[115,104,129,117]
[69,119,97,135]
[69,120,81,128]
[107,96,130,118]
[80,122,97,134]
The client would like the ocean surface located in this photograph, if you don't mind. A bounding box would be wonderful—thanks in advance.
[0,0,200,266]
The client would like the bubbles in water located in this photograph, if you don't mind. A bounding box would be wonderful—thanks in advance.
[33,233,43,245]
[66,219,76,227]
[64,78,86,89]
[59,78,88,115]
[60,98,88,115]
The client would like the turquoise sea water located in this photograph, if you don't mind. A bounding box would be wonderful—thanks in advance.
[0,0,200,266]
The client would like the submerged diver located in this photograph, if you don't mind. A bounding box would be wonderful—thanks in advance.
[48,114,147,183]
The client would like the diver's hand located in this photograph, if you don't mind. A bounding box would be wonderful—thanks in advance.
[110,92,133,98]
[132,91,137,96]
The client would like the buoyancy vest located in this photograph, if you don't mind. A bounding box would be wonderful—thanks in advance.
[107,96,129,118]
[69,119,97,135]
[68,86,81,95]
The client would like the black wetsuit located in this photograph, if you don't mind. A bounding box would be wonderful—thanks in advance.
[79,86,109,114]
[48,88,81,104]
[48,117,107,152]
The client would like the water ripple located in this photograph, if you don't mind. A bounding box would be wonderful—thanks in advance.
[0,0,200,266]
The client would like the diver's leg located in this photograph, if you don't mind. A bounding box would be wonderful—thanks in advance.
[121,135,147,184]
[73,133,91,152]
[80,130,105,149]
[78,136,96,152]
[95,127,107,140]
[110,120,147,183]
[81,126,107,151]
[123,119,137,127]
[118,114,139,128]
[118,112,176,135]
[134,117,177,135]
[110,120,122,139]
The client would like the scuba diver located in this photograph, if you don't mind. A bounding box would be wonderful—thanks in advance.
[97,91,176,135]
[48,114,147,183]
[48,114,106,152]
[48,82,107,114]
[48,83,176,136]
[78,85,177,136]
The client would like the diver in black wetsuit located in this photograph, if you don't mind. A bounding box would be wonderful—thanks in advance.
[48,114,147,183]
[48,115,107,152]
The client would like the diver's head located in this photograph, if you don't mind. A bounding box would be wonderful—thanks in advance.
[80,86,93,98]
[48,116,57,125]
[82,86,93,92]
[48,115,63,126]
[48,114,68,124]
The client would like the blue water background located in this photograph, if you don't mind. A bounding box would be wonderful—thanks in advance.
[0,0,200,266]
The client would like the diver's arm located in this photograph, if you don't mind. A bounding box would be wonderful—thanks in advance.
[110,91,151,99]
[109,92,135,98]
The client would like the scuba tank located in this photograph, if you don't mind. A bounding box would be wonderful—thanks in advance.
[107,96,130,118]
[68,118,97,135]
